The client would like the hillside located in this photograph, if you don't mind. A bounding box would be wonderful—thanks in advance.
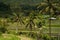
[1,0,44,5]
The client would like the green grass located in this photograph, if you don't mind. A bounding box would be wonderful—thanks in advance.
[42,27,60,33]
[51,25,60,27]
[46,25,60,27]
[45,19,60,27]
[0,34,21,40]
[0,34,36,40]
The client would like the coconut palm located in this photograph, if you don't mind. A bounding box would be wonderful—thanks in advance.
[13,14,24,33]
[36,0,60,39]
[37,0,59,17]
[25,11,38,30]
[10,7,25,33]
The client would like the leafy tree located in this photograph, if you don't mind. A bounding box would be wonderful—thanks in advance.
[0,2,12,18]
[0,18,8,33]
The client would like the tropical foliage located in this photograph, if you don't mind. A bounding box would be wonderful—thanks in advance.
[0,0,60,40]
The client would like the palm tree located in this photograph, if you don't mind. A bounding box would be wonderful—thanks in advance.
[13,13,24,33]
[25,11,37,30]
[10,7,25,33]
[36,0,59,39]
[24,5,44,31]
[37,0,59,17]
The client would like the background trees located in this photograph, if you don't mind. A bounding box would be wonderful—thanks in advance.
[0,2,12,18]
[0,0,59,30]
[0,0,60,40]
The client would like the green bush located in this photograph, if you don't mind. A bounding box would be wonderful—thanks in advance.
[0,32,2,36]
[0,27,7,33]
[16,32,58,40]
[18,32,27,35]
[27,32,37,38]
[36,34,51,40]
[51,37,58,40]
[40,34,58,40]
[42,34,50,40]
[0,34,21,40]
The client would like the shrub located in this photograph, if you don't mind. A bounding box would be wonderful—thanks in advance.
[0,32,2,36]
[18,32,27,35]
[42,34,50,40]
[0,27,7,33]
[27,32,37,38]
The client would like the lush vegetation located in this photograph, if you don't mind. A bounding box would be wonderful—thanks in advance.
[0,34,21,40]
[0,0,60,40]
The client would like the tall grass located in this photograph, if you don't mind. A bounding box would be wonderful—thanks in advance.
[0,34,21,40]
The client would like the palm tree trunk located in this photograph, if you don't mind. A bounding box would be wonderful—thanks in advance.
[47,0,52,38]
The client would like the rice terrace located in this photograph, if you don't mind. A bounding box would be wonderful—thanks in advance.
[0,0,60,40]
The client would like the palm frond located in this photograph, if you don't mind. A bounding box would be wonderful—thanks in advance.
[25,22,29,28]
[31,20,35,26]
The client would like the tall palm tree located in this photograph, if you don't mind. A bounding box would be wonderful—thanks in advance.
[15,14,24,33]
[10,7,25,33]
[24,5,44,30]
[37,0,59,17]
[25,11,37,30]
[36,0,59,38]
